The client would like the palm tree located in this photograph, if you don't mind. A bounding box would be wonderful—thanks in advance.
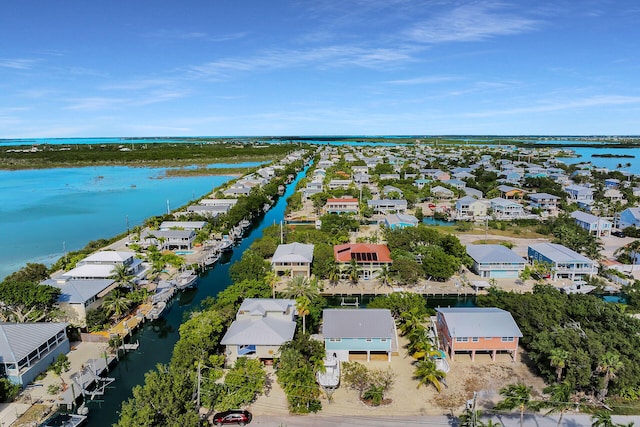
[264,270,278,298]
[542,381,574,427]
[596,352,624,401]
[283,275,319,301]
[399,307,426,336]
[327,261,341,287]
[346,259,361,285]
[494,382,534,427]
[295,296,311,335]
[414,358,446,393]
[614,240,640,264]
[375,264,392,288]
[409,334,439,361]
[111,264,134,288]
[101,288,132,320]
[549,348,569,382]
[591,410,615,427]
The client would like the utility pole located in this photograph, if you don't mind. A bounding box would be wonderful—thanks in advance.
[196,362,201,408]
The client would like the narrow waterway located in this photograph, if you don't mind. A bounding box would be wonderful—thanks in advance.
[85,164,309,426]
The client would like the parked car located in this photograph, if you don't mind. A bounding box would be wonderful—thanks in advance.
[212,410,252,426]
[612,230,625,237]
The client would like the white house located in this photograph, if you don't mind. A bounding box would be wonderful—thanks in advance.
[528,242,598,282]
[271,243,314,278]
[570,210,612,237]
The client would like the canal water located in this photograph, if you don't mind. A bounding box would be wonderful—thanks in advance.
[84,164,309,425]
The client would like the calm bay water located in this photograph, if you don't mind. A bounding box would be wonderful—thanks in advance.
[0,163,262,280]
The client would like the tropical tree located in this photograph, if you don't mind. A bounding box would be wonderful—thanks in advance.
[398,307,426,336]
[112,264,134,288]
[542,381,574,427]
[596,352,624,401]
[282,275,319,301]
[494,382,534,427]
[549,348,570,382]
[346,259,361,285]
[264,270,278,299]
[591,410,615,427]
[101,288,132,320]
[0,281,61,322]
[375,264,392,287]
[327,262,341,287]
[414,359,446,393]
[296,296,311,335]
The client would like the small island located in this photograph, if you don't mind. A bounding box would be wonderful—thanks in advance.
[591,153,635,158]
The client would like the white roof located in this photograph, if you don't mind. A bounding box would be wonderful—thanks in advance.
[271,243,314,264]
[81,251,134,263]
[238,298,296,316]
[0,322,67,363]
[63,264,116,279]
[528,192,560,201]
[43,278,115,304]
[466,244,526,264]
[571,210,610,224]
[528,242,593,263]
[220,317,296,345]
[436,307,522,338]
[322,309,395,339]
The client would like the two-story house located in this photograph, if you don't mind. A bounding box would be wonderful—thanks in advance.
[271,243,314,278]
[570,210,612,237]
[528,242,598,282]
[220,298,297,367]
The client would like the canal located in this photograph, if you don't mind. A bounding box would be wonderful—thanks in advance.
[85,164,310,426]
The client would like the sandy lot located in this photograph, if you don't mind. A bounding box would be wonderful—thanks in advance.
[250,335,546,418]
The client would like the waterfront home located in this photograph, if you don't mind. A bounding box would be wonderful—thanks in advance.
[528,192,560,214]
[489,197,525,219]
[324,197,359,215]
[333,243,392,280]
[527,242,598,281]
[327,179,353,190]
[570,210,612,237]
[77,251,144,275]
[198,198,238,209]
[220,298,296,367]
[604,188,625,203]
[381,185,404,197]
[367,198,408,215]
[497,185,525,199]
[383,213,419,230]
[0,322,70,387]
[430,185,455,200]
[619,207,640,229]
[435,307,522,362]
[271,242,314,278]
[43,278,117,326]
[564,184,595,202]
[140,229,196,250]
[466,244,527,279]
[159,221,207,231]
[185,204,229,218]
[454,196,488,219]
[322,308,398,362]
[605,178,621,189]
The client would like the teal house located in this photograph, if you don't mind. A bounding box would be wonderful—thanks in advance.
[322,309,398,362]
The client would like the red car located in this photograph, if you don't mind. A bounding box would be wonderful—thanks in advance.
[212,410,252,426]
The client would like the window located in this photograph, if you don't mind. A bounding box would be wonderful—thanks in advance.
[472,337,479,342]
[455,337,469,342]
[329,338,342,342]
[365,338,372,342]
[501,337,514,342]
[380,338,387,342]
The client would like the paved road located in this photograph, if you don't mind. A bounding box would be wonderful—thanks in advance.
[249,414,640,426]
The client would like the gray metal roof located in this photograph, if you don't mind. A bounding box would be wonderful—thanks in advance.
[466,244,526,264]
[436,307,522,338]
[0,322,67,363]
[528,242,593,263]
[238,298,296,316]
[220,317,296,345]
[43,278,115,304]
[322,309,395,339]
[271,243,314,264]
[528,192,560,201]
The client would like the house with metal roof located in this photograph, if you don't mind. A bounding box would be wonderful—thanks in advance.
[140,228,196,250]
[333,244,392,281]
[454,196,488,220]
[490,197,524,219]
[570,210,612,237]
[271,242,314,278]
[76,250,144,276]
[435,307,522,362]
[324,197,359,215]
[466,244,527,279]
[43,278,117,326]
[367,198,408,215]
[322,309,398,362]
[0,322,69,387]
[619,207,640,229]
[220,298,297,367]
[159,221,207,231]
[528,242,597,281]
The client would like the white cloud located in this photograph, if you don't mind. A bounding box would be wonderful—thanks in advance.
[384,75,460,85]
[0,58,39,70]
[405,2,540,44]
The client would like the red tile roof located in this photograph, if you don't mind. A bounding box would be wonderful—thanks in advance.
[333,244,392,263]
[326,198,358,203]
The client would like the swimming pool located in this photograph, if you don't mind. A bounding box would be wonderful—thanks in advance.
[175,250,194,255]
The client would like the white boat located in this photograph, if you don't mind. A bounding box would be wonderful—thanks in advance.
[560,281,596,294]
[175,269,198,290]
[238,219,250,229]
[218,237,233,252]
[204,251,220,266]
[317,353,340,388]
[41,413,87,427]
[146,301,167,320]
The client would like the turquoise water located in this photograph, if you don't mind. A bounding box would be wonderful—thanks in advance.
[0,165,245,280]
[174,250,194,255]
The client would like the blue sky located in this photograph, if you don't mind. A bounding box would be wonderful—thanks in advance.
[1,0,640,137]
